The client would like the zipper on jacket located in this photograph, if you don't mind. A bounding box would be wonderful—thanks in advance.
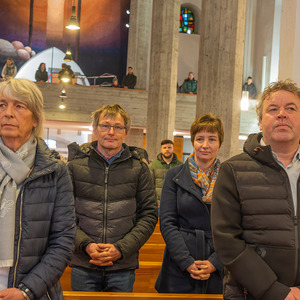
[294,214,299,285]
[13,188,25,287]
[103,166,109,243]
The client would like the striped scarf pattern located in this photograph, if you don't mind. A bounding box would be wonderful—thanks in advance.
[188,153,220,204]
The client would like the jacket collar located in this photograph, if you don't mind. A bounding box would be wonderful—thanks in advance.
[243,133,282,170]
[172,160,204,200]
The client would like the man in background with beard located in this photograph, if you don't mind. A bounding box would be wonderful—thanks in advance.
[149,139,183,207]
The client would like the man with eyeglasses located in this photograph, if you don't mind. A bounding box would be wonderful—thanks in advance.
[67,104,158,292]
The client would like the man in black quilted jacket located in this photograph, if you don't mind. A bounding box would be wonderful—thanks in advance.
[212,80,300,300]
[68,104,157,292]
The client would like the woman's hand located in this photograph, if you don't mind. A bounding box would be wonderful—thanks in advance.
[186,260,215,281]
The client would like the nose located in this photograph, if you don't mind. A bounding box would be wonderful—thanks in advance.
[5,104,15,118]
[108,126,115,134]
[202,139,209,148]
[277,108,286,119]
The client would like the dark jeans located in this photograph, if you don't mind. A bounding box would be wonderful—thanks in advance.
[71,266,135,292]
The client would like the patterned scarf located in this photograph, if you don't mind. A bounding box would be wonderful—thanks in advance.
[188,153,220,204]
[0,135,36,267]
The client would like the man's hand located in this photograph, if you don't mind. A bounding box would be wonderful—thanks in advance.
[285,287,300,300]
[86,243,121,266]
[0,288,25,299]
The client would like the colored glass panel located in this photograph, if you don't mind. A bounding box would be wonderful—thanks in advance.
[179,7,194,34]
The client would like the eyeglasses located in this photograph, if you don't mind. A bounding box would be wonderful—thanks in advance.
[98,124,126,133]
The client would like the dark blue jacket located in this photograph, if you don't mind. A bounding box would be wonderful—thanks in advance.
[7,138,75,300]
[155,160,223,294]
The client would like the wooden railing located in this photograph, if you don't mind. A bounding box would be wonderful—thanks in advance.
[63,291,223,300]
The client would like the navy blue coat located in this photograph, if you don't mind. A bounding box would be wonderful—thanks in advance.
[7,138,75,299]
[155,160,223,294]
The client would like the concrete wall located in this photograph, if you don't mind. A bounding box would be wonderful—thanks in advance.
[178,1,201,87]
[252,0,275,93]
[38,83,197,131]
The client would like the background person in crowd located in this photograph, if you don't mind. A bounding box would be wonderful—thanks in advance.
[58,63,75,84]
[67,104,158,292]
[149,139,182,206]
[0,78,75,300]
[112,77,120,88]
[242,76,257,99]
[212,79,300,300]
[182,72,197,95]
[1,58,17,81]
[35,62,48,82]
[155,113,224,294]
[121,66,137,89]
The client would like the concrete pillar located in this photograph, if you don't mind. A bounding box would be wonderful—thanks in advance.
[278,0,300,85]
[146,0,180,161]
[127,0,152,90]
[196,0,247,161]
[46,0,65,47]
[125,128,144,149]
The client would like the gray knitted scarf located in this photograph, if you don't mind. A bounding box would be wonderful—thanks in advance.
[0,135,36,267]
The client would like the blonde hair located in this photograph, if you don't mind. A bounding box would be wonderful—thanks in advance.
[0,78,44,137]
[91,104,131,131]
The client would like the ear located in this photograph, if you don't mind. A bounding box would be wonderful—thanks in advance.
[33,118,38,128]
[259,118,263,131]
[92,126,99,137]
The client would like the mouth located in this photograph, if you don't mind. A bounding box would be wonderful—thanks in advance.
[275,123,290,129]
[2,124,16,127]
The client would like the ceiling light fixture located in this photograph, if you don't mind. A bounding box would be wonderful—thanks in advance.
[59,99,66,109]
[66,5,80,30]
[63,44,73,61]
[60,89,67,98]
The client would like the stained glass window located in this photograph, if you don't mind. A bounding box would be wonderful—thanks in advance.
[179,8,194,34]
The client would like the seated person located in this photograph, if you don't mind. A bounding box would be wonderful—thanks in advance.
[242,76,257,99]
[112,77,120,88]
[121,67,137,89]
[35,62,48,82]
[1,58,17,80]
[58,64,75,84]
[182,72,197,94]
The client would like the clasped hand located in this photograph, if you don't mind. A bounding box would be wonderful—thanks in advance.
[86,243,121,266]
[186,260,216,281]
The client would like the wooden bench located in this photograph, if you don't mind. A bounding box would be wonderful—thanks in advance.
[63,291,224,299]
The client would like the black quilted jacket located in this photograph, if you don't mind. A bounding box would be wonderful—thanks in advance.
[67,142,158,271]
[212,133,300,300]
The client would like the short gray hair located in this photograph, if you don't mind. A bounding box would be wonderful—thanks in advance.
[0,78,44,137]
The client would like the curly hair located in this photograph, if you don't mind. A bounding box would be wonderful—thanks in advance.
[256,79,300,120]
